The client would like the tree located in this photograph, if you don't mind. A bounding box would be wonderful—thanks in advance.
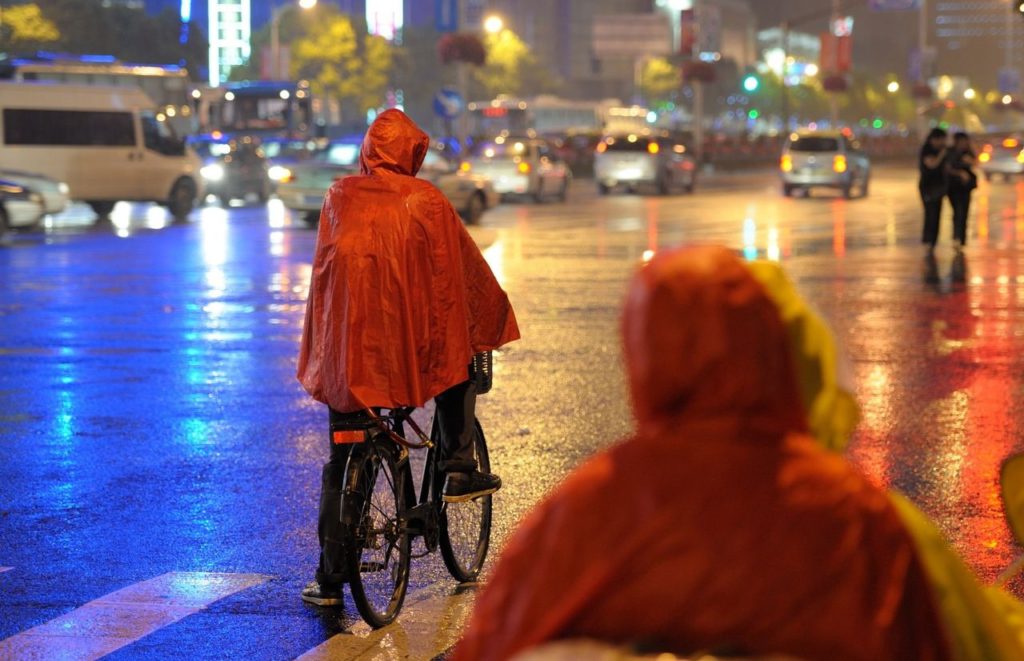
[289,7,393,124]
[641,58,681,107]
[393,25,457,127]
[471,28,559,98]
[1,3,59,48]
[29,1,208,80]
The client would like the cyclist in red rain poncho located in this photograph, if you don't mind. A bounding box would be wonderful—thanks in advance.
[455,246,950,661]
[296,109,519,606]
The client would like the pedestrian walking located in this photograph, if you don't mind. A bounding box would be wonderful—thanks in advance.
[920,128,949,255]
[945,132,977,252]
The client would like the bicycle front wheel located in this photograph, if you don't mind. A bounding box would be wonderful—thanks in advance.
[438,419,493,582]
[346,441,411,628]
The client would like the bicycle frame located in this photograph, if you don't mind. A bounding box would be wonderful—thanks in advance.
[339,408,446,552]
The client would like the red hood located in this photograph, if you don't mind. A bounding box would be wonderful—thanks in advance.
[622,245,808,437]
[359,109,430,177]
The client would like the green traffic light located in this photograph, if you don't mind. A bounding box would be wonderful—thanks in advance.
[748,109,759,119]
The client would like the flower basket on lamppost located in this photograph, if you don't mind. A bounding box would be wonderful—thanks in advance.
[682,61,716,85]
[911,83,933,101]
[437,33,486,67]
[822,74,848,93]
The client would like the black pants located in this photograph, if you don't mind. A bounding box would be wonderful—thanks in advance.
[948,189,971,246]
[921,192,943,247]
[315,379,479,586]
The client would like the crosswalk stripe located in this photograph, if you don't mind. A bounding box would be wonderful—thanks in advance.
[296,583,478,660]
[0,571,269,660]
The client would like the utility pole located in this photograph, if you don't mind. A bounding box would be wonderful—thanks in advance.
[692,0,705,167]
[829,0,841,127]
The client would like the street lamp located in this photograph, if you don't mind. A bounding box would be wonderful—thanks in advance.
[483,15,504,35]
[271,0,317,80]
[887,81,900,94]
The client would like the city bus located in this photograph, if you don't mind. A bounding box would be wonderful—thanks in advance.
[203,81,332,140]
[0,52,196,135]
[466,96,650,138]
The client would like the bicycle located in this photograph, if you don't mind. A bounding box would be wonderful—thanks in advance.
[331,352,495,628]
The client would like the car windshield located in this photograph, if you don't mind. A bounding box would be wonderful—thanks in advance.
[263,140,311,160]
[472,141,530,159]
[316,143,360,166]
[789,136,840,152]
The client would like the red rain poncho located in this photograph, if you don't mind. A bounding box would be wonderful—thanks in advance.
[297,110,519,412]
[455,246,951,661]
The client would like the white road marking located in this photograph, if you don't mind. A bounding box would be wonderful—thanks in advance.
[0,571,269,660]
[296,583,478,660]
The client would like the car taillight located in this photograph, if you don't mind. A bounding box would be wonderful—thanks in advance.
[647,142,660,154]
[459,161,471,172]
[681,160,695,171]
[833,154,848,173]
[980,152,991,163]
[596,142,607,153]
[517,161,531,174]
[780,154,793,172]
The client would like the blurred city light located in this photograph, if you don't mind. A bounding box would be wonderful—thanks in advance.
[742,75,760,92]
[298,0,317,7]
[887,81,900,93]
[484,15,504,34]
[964,88,977,100]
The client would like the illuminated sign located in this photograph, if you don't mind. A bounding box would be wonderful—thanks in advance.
[367,0,404,43]
[209,0,251,86]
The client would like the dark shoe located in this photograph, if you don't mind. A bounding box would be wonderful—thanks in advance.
[301,580,344,607]
[444,471,501,503]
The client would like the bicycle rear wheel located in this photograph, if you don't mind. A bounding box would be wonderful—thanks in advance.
[346,440,411,628]
[437,419,493,582]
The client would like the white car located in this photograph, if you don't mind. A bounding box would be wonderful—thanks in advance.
[0,179,45,231]
[277,139,499,226]
[461,136,571,201]
[0,169,69,215]
[780,130,870,198]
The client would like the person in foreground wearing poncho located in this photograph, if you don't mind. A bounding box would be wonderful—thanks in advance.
[455,245,952,661]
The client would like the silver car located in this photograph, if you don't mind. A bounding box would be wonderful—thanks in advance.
[593,132,697,195]
[0,169,69,215]
[277,139,499,226]
[780,130,870,198]
[461,137,571,202]
[0,179,45,232]
[978,137,1024,181]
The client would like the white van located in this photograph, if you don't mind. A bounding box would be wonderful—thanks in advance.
[0,82,202,219]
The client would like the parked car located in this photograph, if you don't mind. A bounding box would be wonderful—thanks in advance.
[194,136,272,205]
[594,131,697,195]
[0,82,202,219]
[275,137,363,226]
[460,136,571,202]
[780,130,870,198]
[978,136,1024,181]
[0,169,69,215]
[420,144,500,224]
[0,178,45,232]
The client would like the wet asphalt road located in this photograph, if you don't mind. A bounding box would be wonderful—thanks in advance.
[3,166,1024,658]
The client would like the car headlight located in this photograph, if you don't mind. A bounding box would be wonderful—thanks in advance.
[58,182,70,194]
[268,165,292,182]
[200,163,225,181]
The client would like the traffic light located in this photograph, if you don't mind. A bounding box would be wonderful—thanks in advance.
[742,74,760,93]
